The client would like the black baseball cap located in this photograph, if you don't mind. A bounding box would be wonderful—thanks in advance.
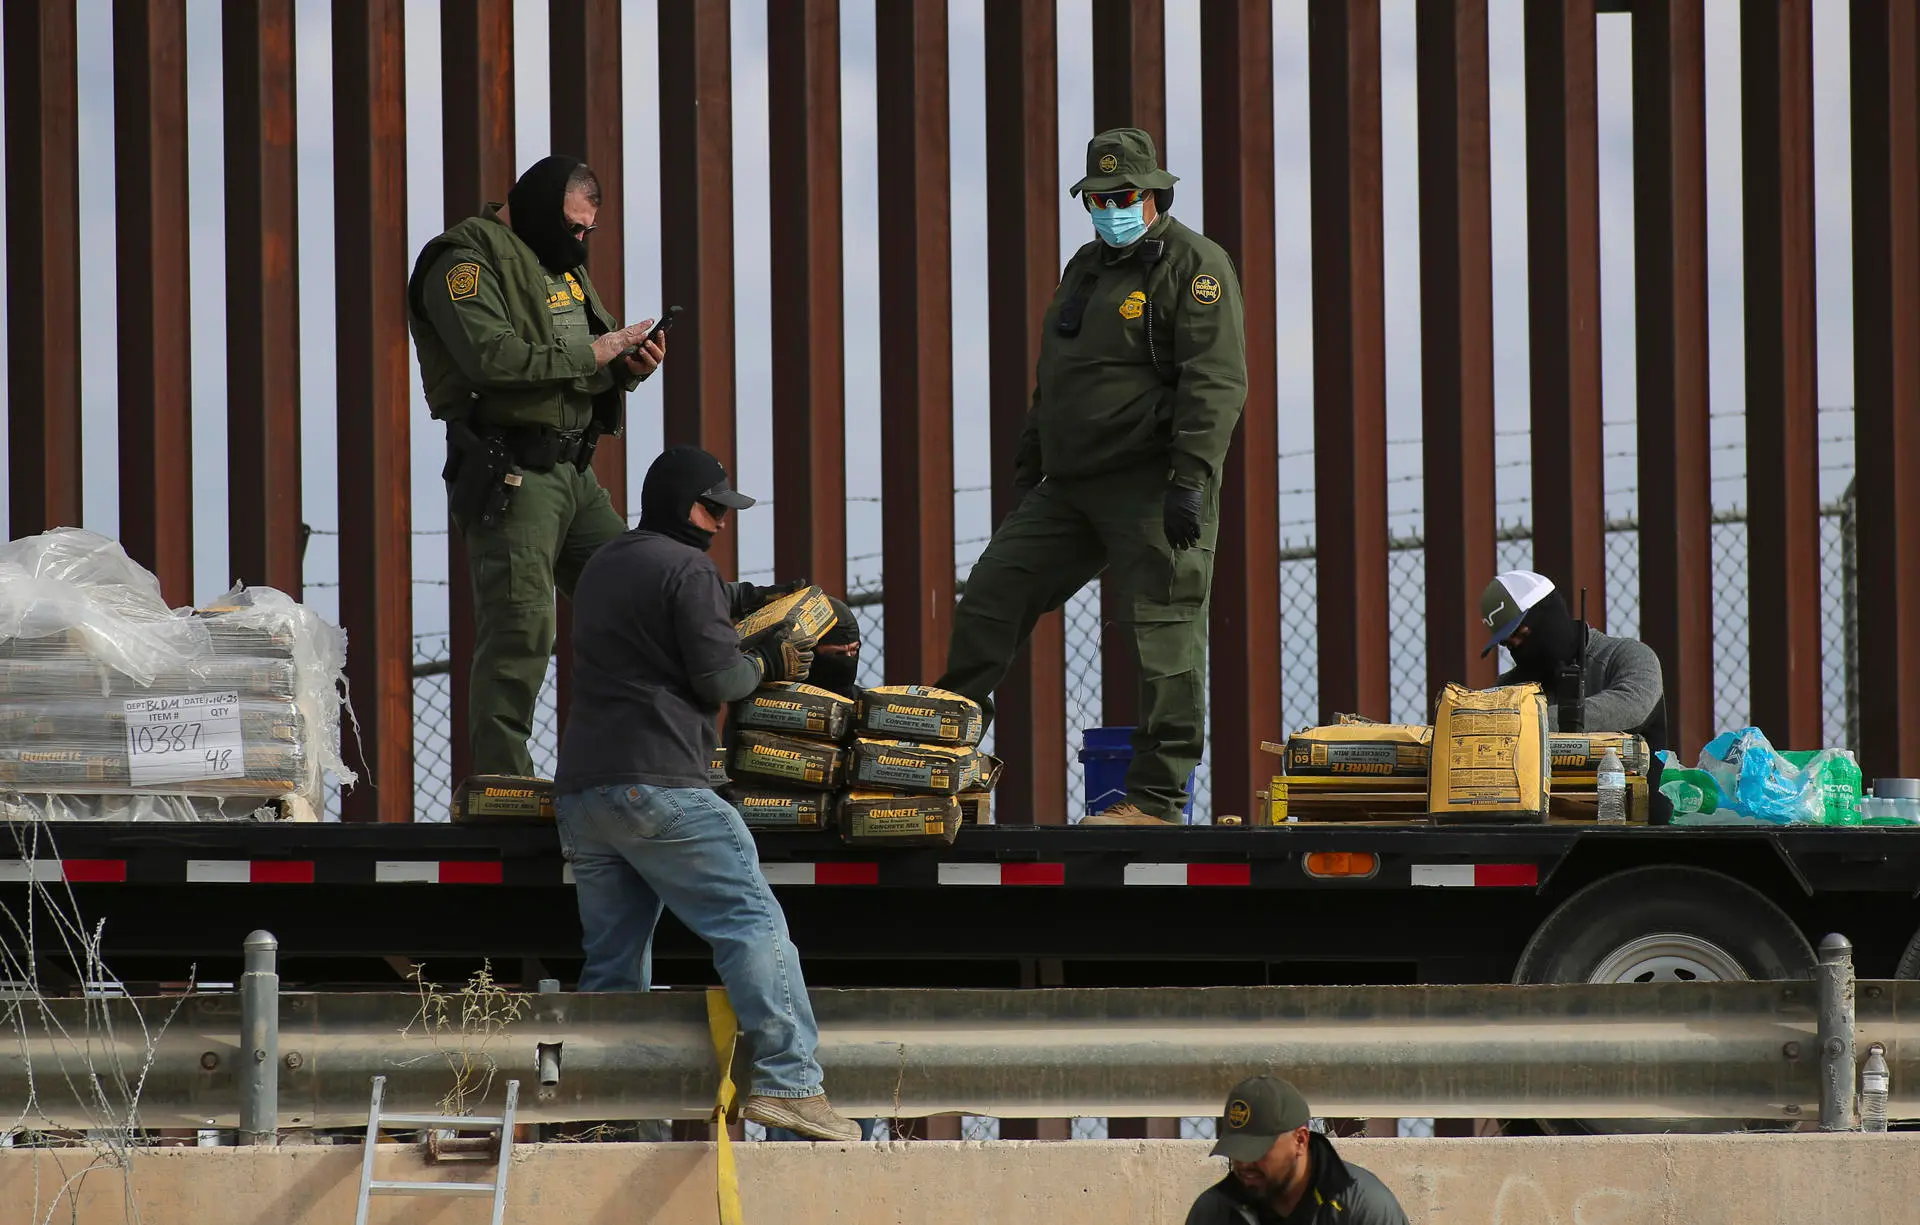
[1209,1075,1312,1163]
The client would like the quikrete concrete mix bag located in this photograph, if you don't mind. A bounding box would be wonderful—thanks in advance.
[856,685,983,746]
[1548,732,1652,778]
[734,586,838,650]
[452,774,555,822]
[733,682,855,741]
[1428,683,1551,819]
[1285,718,1432,778]
[708,747,730,787]
[729,730,844,789]
[840,790,963,845]
[847,738,979,795]
[725,787,833,830]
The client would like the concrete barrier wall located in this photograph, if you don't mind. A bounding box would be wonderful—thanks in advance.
[3,1134,1917,1224]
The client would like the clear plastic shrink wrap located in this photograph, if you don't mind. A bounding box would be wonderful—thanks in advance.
[0,529,354,820]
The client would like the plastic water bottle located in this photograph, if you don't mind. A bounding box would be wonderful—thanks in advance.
[1597,747,1627,824]
[1862,1043,1890,1133]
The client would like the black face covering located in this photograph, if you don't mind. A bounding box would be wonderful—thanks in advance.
[507,154,589,274]
[639,446,730,551]
[808,598,862,698]
[1507,592,1582,685]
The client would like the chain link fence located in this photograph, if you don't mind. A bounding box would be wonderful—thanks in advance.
[391,503,1857,824]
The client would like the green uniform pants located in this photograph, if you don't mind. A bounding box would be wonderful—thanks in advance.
[454,462,626,778]
[937,463,1219,820]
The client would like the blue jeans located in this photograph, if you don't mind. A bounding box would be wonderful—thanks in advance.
[556,782,825,1100]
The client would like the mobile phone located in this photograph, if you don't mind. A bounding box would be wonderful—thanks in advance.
[642,304,684,345]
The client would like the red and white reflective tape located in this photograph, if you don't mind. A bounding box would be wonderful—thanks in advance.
[0,859,126,884]
[373,860,503,885]
[759,862,881,887]
[1410,863,1538,888]
[186,860,316,884]
[1123,863,1251,887]
[936,862,1065,886]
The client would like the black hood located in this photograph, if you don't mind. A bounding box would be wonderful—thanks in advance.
[638,446,755,551]
[507,154,588,273]
[1507,591,1582,686]
[808,596,862,698]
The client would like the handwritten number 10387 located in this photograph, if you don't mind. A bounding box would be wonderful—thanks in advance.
[130,722,203,754]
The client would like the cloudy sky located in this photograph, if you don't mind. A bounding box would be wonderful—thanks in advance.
[0,0,1862,643]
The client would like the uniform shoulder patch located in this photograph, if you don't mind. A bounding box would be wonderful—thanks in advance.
[1191,273,1222,305]
[446,261,482,301]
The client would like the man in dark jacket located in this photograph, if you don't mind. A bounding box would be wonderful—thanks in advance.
[1478,570,1667,747]
[554,445,859,1143]
[1187,1076,1408,1225]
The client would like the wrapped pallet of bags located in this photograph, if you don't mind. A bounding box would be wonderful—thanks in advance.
[0,529,355,821]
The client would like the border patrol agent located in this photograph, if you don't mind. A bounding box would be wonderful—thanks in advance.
[937,128,1248,826]
[407,155,665,780]
[1187,1075,1410,1225]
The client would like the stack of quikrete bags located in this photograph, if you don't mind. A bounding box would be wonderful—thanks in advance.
[1266,715,1433,823]
[722,587,848,832]
[1268,692,1651,825]
[1546,731,1652,822]
[842,685,997,845]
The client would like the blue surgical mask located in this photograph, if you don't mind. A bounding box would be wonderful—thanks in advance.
[1091,201,1149,247]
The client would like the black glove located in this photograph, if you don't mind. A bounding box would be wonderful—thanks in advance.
[738,578,809,614]
[750,637,816,684]
[1163,485,1204,550]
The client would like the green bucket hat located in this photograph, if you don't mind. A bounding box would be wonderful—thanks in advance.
[1069,127,1180,197]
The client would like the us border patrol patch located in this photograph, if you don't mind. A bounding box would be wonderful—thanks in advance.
[1191,273,1222,305]
[446,262,481,301]
[1227,1099,1251,1128]
[1119,290,1146,320]
[1099,152,1119,173]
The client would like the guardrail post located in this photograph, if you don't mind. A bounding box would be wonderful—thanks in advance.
[1817,932,1857,1130]
[240,929,280,1144]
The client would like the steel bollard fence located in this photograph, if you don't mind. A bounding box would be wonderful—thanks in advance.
[1817,932,1857,1131]
[239,930,280,1145]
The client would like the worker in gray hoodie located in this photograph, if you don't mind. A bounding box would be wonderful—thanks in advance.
[1478,569,1667,748]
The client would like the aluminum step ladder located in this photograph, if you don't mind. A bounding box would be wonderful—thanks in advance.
[354,1074,519,1225]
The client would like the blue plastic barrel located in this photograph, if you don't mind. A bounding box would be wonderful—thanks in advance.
[1077,726,1197,822]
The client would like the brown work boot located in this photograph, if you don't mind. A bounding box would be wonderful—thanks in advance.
[1080,802,1179,826]
[742,1093,863,1142]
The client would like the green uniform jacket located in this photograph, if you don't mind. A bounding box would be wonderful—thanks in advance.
[406,205,635,431]
[1019,214,1248,491]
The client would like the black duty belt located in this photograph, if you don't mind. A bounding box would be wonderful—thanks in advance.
[489,426,589,472]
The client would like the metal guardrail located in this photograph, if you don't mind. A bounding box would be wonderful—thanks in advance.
[5,932,1911,1133]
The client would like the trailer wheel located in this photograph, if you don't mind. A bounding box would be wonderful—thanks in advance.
[1895,927,1920,980]
[1514,865,1815,1135]
[1514,865,1816,984]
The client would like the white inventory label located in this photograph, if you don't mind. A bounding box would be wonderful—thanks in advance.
[123,692,245,787]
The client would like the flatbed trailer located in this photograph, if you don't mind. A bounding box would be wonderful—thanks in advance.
[7,819,1920,992]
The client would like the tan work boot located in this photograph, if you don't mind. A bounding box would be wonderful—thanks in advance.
[1080,802,1179,826]
[742,1093,863,1142]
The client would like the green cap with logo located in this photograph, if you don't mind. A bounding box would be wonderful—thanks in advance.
[1070,127,1181,197]
[1209,1074,1312,1163]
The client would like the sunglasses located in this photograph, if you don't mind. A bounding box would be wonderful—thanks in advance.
[568,221,598,238]
[1084,186,1152,211]
[697,497,730,519]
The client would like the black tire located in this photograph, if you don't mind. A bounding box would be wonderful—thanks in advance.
[1514,865,1817,984]
[1896,926,1920,980]
[1513,865,1815,1135]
